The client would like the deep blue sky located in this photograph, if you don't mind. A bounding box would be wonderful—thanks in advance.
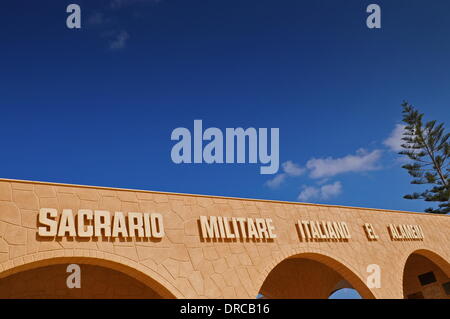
[1,0,450,213]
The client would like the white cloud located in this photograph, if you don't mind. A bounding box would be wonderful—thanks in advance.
[320,181,343,199]
[282,160,305,176]
[266,149,381,189]
[298,181,342,202]
[109,30,129,50]
[265,160,305,188]
[306,149,382,179]
[383,124,406,152]
[265,173,287,188]
[297,186,319,202]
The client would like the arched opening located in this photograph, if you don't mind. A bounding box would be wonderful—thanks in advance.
[328,279,362,299]
[329,288,362,299]
[259,253,374,299]
[403,250,450,299]
[0,257,176,299]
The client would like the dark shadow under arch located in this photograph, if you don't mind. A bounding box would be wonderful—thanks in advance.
[403,249,450,299]
[259,252,375,299]
[0,257,177,299]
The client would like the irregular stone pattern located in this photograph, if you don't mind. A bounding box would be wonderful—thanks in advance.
[0,179,448,299]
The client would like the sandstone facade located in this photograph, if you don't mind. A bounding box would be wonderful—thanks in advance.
[0,179,448,299]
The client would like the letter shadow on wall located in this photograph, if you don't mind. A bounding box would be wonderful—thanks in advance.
[197,219,275,244]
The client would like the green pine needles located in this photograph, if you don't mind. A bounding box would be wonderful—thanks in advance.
[400,102,450,214]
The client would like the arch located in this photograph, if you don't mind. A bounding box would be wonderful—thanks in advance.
[258,250,376,299]
[0,263,164,298]
[329,288,362,299]
[328,279,355,297]
[406,249,450,277]
[402,249,450,299]
[0,253,180,299]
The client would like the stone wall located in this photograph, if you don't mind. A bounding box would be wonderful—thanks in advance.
[0,179,448,299]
